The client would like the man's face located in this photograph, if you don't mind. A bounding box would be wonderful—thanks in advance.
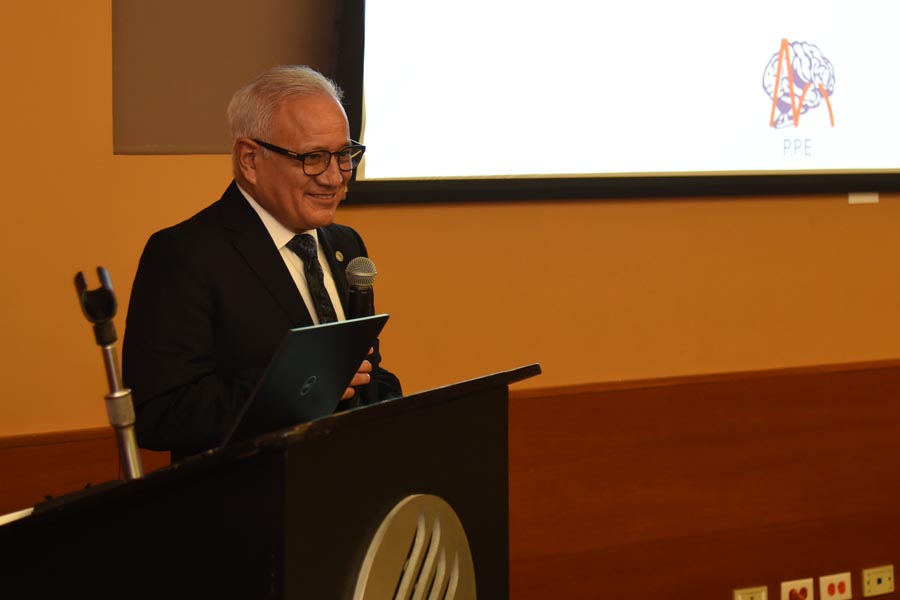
[247,93,352,232]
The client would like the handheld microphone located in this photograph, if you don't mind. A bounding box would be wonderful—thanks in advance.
[345,256,377,408]
[345,256,377,319]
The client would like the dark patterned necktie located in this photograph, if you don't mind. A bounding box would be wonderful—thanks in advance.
[286,233,338,324]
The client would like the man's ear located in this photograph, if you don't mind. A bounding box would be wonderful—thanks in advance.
[235,138,259,184]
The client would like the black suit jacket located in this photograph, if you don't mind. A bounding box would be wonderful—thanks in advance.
[122,181,401,458]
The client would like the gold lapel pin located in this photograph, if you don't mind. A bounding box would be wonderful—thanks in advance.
[335,251,344,262]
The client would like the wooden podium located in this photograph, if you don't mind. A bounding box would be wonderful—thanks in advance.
[0,364,540,599]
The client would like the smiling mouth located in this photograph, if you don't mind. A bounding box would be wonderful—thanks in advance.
[308,191,338,202]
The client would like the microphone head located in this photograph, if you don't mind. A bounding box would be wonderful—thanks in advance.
[346,256,377,288]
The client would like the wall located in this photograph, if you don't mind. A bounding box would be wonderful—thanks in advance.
[508,361,900,598]
[1,2,899,437]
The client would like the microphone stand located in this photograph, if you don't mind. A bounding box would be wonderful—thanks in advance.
[74,267,143,480]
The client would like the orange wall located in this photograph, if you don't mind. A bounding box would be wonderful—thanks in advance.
[1,3,898,436]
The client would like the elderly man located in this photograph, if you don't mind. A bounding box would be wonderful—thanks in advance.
[123,65,402,461]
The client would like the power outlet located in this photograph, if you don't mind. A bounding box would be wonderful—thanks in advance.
[782,577,815,600]
[863,565,894,597]
[819,572,851,600]
[734,585,768,600]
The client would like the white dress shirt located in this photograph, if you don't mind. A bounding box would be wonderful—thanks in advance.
[238,184,346,324]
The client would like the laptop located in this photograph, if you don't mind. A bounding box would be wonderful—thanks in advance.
[221,314,389,447]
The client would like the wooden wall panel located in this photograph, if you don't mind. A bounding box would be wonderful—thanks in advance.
[508,361,900,598]
[0,429,169,515]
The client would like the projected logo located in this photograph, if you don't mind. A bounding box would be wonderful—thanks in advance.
[762,39,835,129]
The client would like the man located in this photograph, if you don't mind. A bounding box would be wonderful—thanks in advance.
[122,65,401,461]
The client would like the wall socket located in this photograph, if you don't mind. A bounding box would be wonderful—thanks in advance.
[781,577,814,600]
[819,572,851,600]
[733,585,767,600]
[863,565,895,597]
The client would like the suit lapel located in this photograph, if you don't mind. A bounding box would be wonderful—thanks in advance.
[218,182,313,327]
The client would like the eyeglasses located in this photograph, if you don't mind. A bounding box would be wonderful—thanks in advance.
[252,139,366,176]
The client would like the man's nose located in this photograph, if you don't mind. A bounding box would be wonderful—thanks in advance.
[316,156,345,185]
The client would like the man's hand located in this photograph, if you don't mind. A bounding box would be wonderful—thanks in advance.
[342,348,374,400]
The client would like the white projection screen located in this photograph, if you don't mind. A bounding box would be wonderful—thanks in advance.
[339,0,900,202]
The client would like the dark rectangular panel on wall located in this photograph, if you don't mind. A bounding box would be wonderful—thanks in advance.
[112,0,345,154]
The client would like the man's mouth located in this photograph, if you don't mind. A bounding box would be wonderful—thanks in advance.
[308,191,337,202]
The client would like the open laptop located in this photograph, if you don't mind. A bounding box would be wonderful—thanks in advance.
[221,314,389,447]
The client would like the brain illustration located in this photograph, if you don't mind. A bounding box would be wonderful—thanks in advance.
[762,41,835,128]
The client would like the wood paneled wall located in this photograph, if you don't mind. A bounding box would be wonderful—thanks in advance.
[2,360,899,598]
[508,360,900,598]
[0,430,169,514]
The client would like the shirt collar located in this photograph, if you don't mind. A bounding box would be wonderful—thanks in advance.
[236,183,318,249]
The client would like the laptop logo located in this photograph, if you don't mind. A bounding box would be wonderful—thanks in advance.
[300,375,317,396]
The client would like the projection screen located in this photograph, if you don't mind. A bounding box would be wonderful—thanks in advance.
[343,0,900,201]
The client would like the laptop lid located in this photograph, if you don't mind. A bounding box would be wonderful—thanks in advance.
[221,313,389,447]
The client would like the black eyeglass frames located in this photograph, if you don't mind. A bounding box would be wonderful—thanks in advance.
[252,139,366,176]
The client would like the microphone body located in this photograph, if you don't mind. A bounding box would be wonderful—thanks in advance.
[345,256,378,407]
[347,285,374,319]
[345,257,377,319]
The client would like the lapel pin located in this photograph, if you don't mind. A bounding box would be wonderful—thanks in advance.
[335,251,344,262]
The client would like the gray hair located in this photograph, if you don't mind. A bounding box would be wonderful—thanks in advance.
[227,65,344,142]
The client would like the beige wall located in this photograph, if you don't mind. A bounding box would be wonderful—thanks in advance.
[1,3,898,437]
